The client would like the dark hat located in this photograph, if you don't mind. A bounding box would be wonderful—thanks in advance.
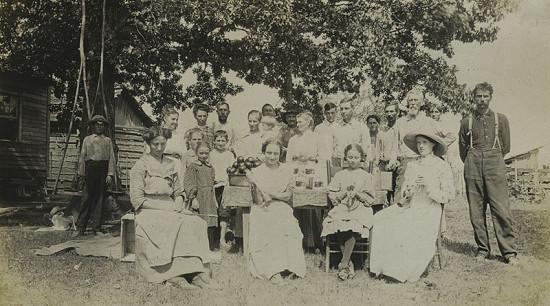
[50,206,65,217]
[281,106,300,123]
[403,129,447,157]
[89,115,110,126]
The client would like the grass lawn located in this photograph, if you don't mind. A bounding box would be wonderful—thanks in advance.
[1,196,549,306]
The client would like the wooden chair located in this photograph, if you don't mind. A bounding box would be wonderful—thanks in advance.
[432,204,445,269]
[324,160,373,273]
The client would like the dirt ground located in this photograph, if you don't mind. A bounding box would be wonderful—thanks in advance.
[0,196,549,306]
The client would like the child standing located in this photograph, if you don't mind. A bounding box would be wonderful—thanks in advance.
[181,128,202,181]
[75,115,115,236]
[184,140,219,250]
[321,144,375,280]
[209,130,236,249]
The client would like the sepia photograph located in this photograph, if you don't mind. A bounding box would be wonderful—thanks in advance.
[0,0,549,305]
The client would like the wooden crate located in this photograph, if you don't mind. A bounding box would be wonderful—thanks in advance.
[228,174,249,187]
[292,189,329,209]
[221,186,252,207]
[120,213,135,261]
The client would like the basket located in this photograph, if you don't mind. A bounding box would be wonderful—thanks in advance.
[228,173,249,187]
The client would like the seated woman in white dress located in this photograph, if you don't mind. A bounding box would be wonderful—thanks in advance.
[130,126,213,289]
[245,138,307,284]
[369,129,454,283]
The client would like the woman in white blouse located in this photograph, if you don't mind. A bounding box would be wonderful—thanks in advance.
[370,129,455,282]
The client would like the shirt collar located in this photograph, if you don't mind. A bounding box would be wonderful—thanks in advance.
[474,108,494,119]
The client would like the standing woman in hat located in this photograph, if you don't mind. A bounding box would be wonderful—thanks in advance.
[74,115,115,236]
[369,129,454,282]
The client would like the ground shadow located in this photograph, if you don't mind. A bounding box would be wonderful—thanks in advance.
[441,238,477,256]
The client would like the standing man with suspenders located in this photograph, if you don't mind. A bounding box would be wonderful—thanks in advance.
[459,82,518,265]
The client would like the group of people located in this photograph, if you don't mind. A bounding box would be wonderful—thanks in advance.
[73,81,518,288]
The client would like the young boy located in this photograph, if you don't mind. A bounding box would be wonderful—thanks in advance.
[209,130,236,249]
[74,115,115,236]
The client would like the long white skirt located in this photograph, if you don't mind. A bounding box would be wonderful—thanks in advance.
[248,201,307,279]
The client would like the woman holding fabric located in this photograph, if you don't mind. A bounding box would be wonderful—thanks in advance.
[286,111,326,251]
[369,129,454,283]
[130,126,213,289]
[246,138,306,284]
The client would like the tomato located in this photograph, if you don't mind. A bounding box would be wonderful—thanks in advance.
[246,156,256,163]
[227,167,236,174]
[238,165,247,173]
[237,156,245,163]
[253,160,263,167]
[244,161,253,169]
[232,161,239,168]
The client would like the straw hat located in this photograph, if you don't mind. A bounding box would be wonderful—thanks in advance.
[89,115,110,126]
[50,206,65,217]
[403,129,447,157]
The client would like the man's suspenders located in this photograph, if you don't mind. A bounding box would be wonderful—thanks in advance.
[468,113,501,151]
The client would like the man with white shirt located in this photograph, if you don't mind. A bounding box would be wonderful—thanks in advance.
[333,97,369,160]
[210,102,238,150]
[314,102,338,160]
[234,110,264,159]
[394,89,451,204]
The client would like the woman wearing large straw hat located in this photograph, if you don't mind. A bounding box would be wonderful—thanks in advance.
[369,129,455,282]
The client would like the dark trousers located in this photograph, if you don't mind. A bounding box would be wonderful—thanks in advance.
[464,148,516,258]
[76,160,108,232]
[215,186,230,223]
[379,160,396,205]
[295,209,324,250]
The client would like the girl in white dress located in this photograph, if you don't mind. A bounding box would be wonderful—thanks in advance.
[321,144,375,280]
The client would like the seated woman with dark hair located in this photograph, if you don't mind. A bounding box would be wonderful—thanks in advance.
[130,126,212,289]
[245,138,307,284]
[369,129,454,283]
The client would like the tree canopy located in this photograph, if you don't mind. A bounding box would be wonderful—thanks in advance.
[0,0,517,124]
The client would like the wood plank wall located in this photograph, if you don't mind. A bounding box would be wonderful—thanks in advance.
[0,77,49,180]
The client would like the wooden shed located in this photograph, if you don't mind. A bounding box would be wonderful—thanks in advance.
[0,71,50,197]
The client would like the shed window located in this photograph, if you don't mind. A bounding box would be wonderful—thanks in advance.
[0,93,20,141]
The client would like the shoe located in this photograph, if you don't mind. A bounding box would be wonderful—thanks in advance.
[72,231,85,238]
[220,241,232,250]
[92,229,107,236]
[475,253,487,262]
[269,273,284,285]
[167,277,199,290]
[507,256,520,266]
[337,263,349,281]
[192,273,221,289]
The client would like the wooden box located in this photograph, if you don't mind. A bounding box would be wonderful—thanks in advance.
[221,185,252,207]
[292,189,329,209]
[374,171,393,191]
[228,174,249,187]
[120,213,135,261]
